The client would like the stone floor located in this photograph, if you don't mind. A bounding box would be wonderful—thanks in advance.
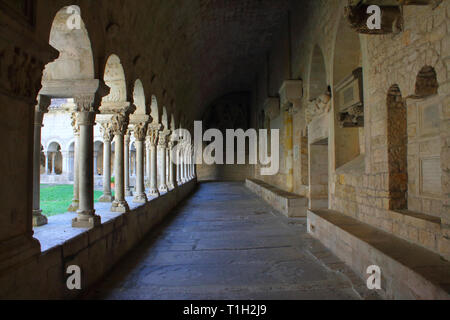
[84,182,365,300]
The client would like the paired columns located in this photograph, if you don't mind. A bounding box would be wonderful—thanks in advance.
[147,124,160,197]
[110,114,130,213]
[99,123,114,202]
[32,96,50,227]
[124,131,132,197]
[157,129,171,193]
[132,123,148,203]
[71,96,101,228]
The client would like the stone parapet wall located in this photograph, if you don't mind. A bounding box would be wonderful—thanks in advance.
[0,180,197,299]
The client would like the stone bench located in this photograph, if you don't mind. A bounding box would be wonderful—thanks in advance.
[246,179,308,217]
[307,209,450,300]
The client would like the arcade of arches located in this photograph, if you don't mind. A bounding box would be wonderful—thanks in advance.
[0,0,449,300]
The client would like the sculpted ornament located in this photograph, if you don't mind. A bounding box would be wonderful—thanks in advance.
[158,130,171,147]
[100,123,114,142]
[74,95,95,113]
[146,124,161,147]
[110,113,129,136]
[134,123,148,141]
[306,88,331,124]
[71,112,80,135]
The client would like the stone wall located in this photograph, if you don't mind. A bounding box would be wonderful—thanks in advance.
[251,1,450,259]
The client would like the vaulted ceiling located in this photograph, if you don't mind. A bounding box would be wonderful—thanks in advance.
[105,0,292,122]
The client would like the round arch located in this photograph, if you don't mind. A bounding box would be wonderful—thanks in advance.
[133,79,147,114]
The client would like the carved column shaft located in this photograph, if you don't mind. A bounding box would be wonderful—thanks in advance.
[158,130,170,192]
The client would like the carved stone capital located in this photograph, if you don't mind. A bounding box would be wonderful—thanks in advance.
[133,123,148,141]
[158,130,171,147]
[73,95,96,113]
[110,113,129,136]
[146,124,161,147]
[100,123,114,142]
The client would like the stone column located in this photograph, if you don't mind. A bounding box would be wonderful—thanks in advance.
[124,131,132,197]
[32,97,50,227]
[176,148,182,185]
[45,152,49,175]
[145,140,151,188]
[99,123,113,202]
[111,114,130,213]
[51,152,56,175]
[72,96,101,228]
[133,123,148,203]
[147,124,160,196]
[158,130,170,192]
[167,140,175,189]
[93,151,98,176]
[68,113,80,212]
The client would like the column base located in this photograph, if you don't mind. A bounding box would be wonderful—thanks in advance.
[67,200,79,212]
[168,183,175,190]
[133,193,148,204]
[99,194,114,203]
[72,211,101,229]
[111,200,129,213]
[32,210,48,227]
[148,188,160,197]
[159,184,168,193]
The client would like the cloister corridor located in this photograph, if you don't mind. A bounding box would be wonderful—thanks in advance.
[84,182,368,300]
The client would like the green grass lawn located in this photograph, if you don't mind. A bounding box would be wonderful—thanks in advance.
[40,184,105,217]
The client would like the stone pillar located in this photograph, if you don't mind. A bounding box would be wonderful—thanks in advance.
[111,114,130,213]
[182,146,187,183]
[124,131,132,197]
[147,124,160,196]
[68,113,80,212]
[145,140,151,188]
[99,123,113,202]
[176,148,182,185]
[62,151,70,176]
[45,152,49,175]
[72,96,101,228]
[168,140,175,189]
[133,123,148,203]
[32,97,50,227]
[93,151,98,176]
[158,130,170,192]
[51,152,56,175]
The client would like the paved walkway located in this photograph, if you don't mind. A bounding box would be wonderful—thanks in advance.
[85,182,361,300]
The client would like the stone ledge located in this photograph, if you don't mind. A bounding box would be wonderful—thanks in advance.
[307,209,450,300]
[246,179,308,217]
